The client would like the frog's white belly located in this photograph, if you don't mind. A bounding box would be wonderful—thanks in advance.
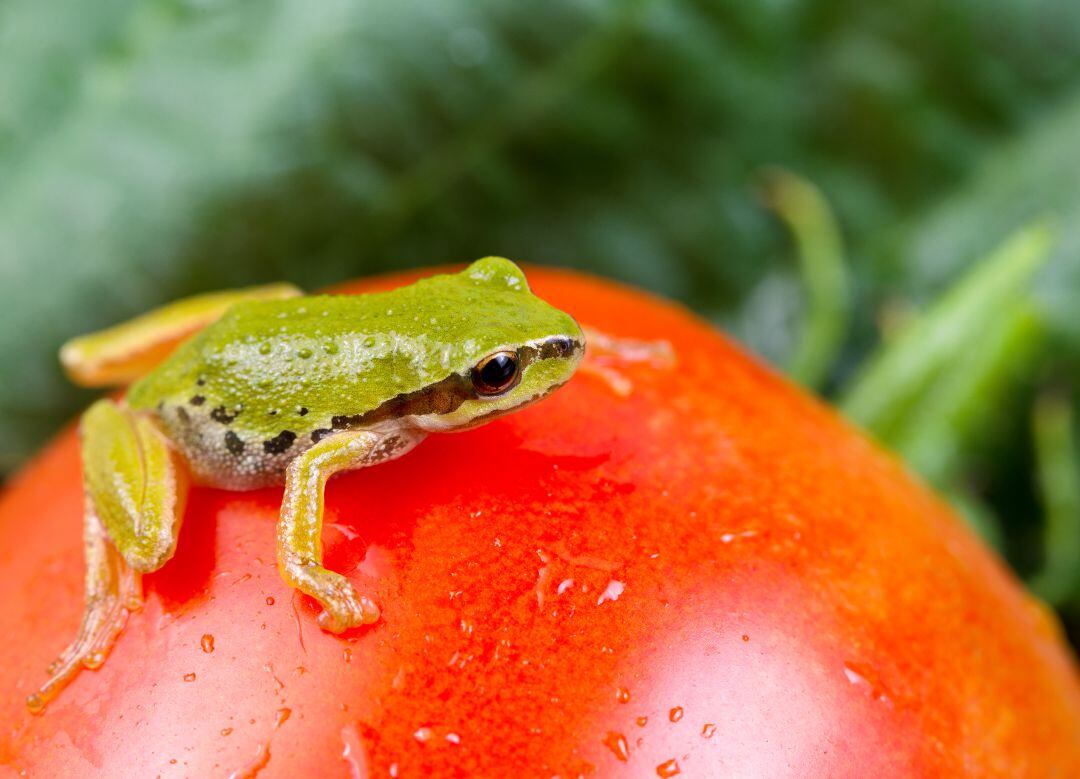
[152,402,421,490]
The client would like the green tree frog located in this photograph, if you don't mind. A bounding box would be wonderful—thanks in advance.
[29,258,584,713]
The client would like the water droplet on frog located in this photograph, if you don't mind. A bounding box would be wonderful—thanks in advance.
[77,650,104,670]
[221,727,233,736]
[259,343,272,355]
[183,672,197,682]
[656,758,681,777]
[742,634,750,642]
[25,694,45,714]
[343,647,352,663]
[616,686,631,703]
[265,596,275,605]
[602,731,629,762]
[201,634,215,653]
[636,716,648,727]
[668,706,683,722]
[701,723,717,738]
[298,347,313,359]
[324,342,339,355]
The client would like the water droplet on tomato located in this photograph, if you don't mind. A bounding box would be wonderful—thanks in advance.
[656,758,681,777]
[597,579,625,605]
[414,726,434,743]
[602,731,630,762]
[274,707,291,729]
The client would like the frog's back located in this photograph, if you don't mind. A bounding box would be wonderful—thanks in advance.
[126,290,454,488]
[125,265,580,489]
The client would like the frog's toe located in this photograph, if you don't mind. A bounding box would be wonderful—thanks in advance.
[29,560,142,713]
[316,609,348,633]
[315,581,380,633]
[360,595,381,624]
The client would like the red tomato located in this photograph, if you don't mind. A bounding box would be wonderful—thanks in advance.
[1,268,1078,777]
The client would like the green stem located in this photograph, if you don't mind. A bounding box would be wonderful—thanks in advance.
[760,168,850,390]
[1028,392,1080,607]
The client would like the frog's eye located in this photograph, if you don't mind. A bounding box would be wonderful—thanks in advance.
[472,351,520,396]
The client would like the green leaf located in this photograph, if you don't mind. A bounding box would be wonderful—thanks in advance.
[840,222,1051,438]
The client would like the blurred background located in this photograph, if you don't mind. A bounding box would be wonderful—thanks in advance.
[1,1,1079,645]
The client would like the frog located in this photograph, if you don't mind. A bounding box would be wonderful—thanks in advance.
[28,257,584,713]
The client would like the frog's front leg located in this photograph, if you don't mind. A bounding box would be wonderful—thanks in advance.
[277,428,424,632]
[29,399,188,713]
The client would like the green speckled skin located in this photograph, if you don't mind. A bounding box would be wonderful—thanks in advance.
[126,258,584,488]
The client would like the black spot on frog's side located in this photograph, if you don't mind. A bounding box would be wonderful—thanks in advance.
[264,430,296,454]
[177,406,191,424]
[311,428,334,444]
[211,405,239,424]
[224,430,245,455]
[190,395,206,406]
[367,435,402,464]
[298,407,309,416]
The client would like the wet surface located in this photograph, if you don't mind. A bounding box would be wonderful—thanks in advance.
[1,269,1078,777]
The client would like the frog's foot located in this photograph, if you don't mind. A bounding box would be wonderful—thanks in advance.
[277,430,419,635]
[580,327,676,397]
[289,564,380,633]
[28,559,141,714]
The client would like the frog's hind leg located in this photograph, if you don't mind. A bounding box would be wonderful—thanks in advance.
[277,429,424,633]
[28,399,189,713]
[61,282,302,387]
[27,502,142,713]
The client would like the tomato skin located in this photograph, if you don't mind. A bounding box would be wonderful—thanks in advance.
[1,267,1078,778]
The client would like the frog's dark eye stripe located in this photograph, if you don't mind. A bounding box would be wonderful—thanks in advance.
[472,351,521,396]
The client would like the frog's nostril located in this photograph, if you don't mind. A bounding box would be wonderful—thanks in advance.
[550,337,574,357]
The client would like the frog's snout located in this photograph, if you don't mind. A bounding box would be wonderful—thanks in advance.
[550,336,576,358]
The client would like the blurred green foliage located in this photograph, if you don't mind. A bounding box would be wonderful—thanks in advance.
[2,0,1080,638]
